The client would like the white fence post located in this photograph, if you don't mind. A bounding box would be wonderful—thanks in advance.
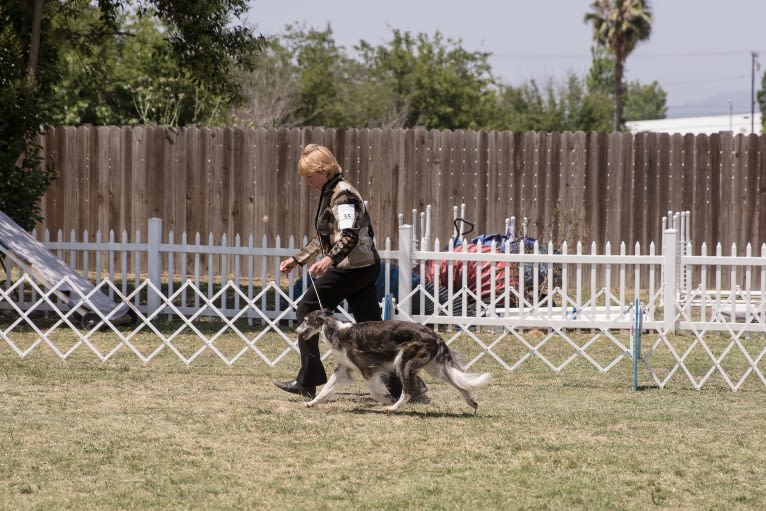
[398,224,413,317]
[663,228,678,334]
[148,218,162,311]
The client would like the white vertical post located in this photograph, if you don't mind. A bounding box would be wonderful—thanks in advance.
[424,204,432,250]
[148,217,162,311]
[398,224,413,317]
[663,228,678,334]
[452,205,459,239]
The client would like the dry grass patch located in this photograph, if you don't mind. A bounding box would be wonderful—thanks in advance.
[2,329,766,510]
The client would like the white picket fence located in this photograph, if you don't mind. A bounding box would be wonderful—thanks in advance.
[2,216,766,391]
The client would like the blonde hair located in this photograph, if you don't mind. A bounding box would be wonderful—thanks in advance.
[298,144,341,178]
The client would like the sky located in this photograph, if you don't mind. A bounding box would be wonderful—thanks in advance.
[245,1,765,118]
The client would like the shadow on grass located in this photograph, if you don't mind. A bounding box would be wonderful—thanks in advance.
[348,406,480,418]
[294,390,483,417]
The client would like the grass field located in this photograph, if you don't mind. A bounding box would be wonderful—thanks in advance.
[3,328,766,510]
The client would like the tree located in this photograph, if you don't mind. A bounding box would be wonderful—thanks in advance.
[0,81,55,231]
[584,0,652,131]
[623,80,666,121]
[49,11,233,126]
[286,25,357,127]
[230,32,302,128]
[586,44,615,96]
[232,28,499,131]
[357,30,497,130]
[494,74,612,133]
[1,1,58,229]
[586,43,666,122]
[1,0,263,228]
[233,25,394,129]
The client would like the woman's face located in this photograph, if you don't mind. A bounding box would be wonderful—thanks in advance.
[307,172,328,190]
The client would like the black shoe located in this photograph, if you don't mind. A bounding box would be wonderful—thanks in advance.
[274,379,316,398]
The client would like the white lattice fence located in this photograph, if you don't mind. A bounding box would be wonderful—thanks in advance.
[0,274,310,366]
[4,223,766,390]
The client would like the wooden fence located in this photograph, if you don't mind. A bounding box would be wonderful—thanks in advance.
[37,126,766,251]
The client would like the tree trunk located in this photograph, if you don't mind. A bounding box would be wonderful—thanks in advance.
[24,0,44,108]
[613,56,624,132]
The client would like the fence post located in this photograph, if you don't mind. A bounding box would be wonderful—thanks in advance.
[148,218,162,311]
[663,228,678,334]
[398,224,413,317]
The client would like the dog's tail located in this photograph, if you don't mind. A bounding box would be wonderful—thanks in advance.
[436,343,491,391]
[445,365,491,391]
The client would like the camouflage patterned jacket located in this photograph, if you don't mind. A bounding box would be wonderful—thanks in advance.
[292,174,379,270]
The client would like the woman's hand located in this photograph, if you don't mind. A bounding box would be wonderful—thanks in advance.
[308,256,334,278]
[279,258,297,274]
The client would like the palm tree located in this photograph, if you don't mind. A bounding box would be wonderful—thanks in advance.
[584,0,652,131]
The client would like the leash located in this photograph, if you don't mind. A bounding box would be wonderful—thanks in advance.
[308,272,324,309]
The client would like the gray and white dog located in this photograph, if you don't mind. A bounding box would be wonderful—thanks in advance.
[296,309,491,412]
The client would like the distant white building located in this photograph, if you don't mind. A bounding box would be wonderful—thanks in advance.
[626,112,762,135]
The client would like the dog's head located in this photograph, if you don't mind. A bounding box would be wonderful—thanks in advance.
[296,308,335,340]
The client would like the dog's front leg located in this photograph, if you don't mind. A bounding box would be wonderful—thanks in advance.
[384,370,413,412]
[384,392,411,412]
[305,365,353,408]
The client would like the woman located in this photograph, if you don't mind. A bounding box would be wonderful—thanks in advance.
[274,144,427,401]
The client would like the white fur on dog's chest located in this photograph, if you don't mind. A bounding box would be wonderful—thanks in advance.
[319,328,355,369]
[330,346,354,368]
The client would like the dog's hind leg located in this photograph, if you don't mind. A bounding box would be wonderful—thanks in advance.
[442,365,491,412]
[427,343,490,412]
[385,346,430,412]
[366,370,395,404]
[455,387,479,412]
[305,365,353,408]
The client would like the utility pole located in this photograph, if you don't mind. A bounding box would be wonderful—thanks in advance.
[752,51,760,134]
[729,99,733,131]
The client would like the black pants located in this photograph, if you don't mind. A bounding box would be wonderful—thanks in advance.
[295,263,381,386]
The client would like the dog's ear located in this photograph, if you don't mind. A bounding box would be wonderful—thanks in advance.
[320,308,333,318]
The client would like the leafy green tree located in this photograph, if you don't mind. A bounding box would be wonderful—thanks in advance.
[494,74,612,132]
[357,30,497,130]
[584,0,652,131]
[1,0,263,228]
[232,25,391,129]
[285,25,361,127]
[1,1,57,229]
[0,80,56,231]
[49,11,230,126]
[623,80,666,121]
[233,27,499,131]
[586,44,615,96]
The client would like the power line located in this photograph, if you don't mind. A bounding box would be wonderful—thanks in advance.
[491,52,586,59]
[661,75,749,86]
[632,50,763,58]
[491,49,765,60]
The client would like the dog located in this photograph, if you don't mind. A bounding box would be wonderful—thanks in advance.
[295,309,491,412]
